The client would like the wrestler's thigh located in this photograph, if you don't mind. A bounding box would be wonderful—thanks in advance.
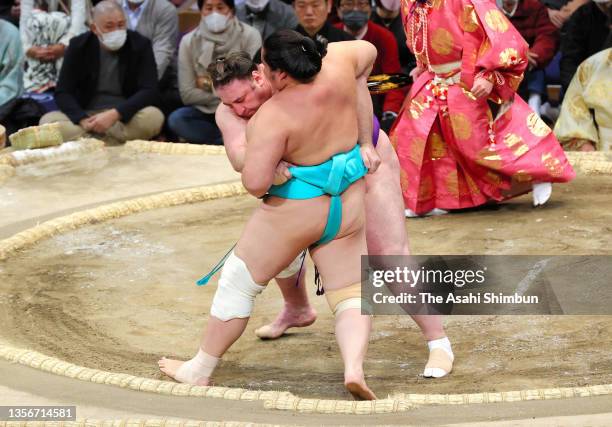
[364,131,410,255]
[235,197,327,284]
[309,180,367,291]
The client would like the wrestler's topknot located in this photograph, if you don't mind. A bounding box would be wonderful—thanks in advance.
[263,29,328,83]
[208,51,257,89]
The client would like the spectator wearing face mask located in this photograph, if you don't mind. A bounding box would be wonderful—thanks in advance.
[334,0,406,132]
[496,0,560,115]
[39,0,164,144]
[370,0,415,74]
[169,0,261,144]
[236,0,297,40]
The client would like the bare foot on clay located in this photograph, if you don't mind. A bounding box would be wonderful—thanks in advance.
[255,305,317,339]
[344,372,377,400]
[158,357,210,386]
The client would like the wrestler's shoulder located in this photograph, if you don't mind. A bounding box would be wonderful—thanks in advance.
[215,103,237,122]
[327,40,377,60]
[246,101,276,128]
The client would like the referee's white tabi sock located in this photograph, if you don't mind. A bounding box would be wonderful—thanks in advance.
[533,182,552,206]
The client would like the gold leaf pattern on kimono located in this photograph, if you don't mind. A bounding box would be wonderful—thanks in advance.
[526,112,552,137]
[484,9,509,33]
[459,5,480,33]
[450,113,472,140]
[431,28,454,56]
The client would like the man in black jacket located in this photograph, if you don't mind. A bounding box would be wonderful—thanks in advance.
[40,0,163,144]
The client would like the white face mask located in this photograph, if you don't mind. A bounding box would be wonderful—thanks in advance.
[204,12,230,33]
[245,0,269,12]
[380,0,400,12]
[128,0,146,4]
[99,29,127,51]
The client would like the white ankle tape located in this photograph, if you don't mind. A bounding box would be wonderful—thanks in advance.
[210,251,266,321]
[175,349,219,384]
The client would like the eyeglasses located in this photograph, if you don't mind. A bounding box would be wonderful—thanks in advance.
[339,0,371,10]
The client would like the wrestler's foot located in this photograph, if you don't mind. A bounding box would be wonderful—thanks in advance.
[423,337,454,378]
[532,182,552,207]
[255,305,317,339]
[405,208,448,218]
[344,372,377,400]
[158,355,213,385]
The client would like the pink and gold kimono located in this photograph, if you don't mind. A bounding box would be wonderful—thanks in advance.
[390,0,575,214]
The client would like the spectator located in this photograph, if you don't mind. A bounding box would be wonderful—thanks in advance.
[122,0,178,87]
[559,0,611,91]
[335,0,406,131]
[0,0,20,26]
[293,0,352,41]
[236,0,297,40]
[371,0,415,73]
[169,0,260,144]
[555,48,611,151]
[542,0,589,29]
[20,0,88,89]
[497,0,560,113]
[0,19,24,135]
[122,0,182,119]
[40,0,164,144]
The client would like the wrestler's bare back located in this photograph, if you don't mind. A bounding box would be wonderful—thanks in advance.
[236,41,375,288]
[252,46,361,166]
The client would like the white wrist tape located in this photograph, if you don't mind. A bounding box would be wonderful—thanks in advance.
[210,251,266,321]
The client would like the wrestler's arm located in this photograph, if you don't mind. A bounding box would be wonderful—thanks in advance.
[216,104,247,172]
[242,106,288,198]
[331,40,381,172]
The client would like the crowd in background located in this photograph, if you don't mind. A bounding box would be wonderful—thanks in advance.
[0,0,610,150]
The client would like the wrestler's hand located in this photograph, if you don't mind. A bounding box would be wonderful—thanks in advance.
[272,160,293,185]
[471,76,493,99]
[361,143,381,174]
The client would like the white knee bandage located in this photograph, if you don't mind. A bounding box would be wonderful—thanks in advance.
[210,252,266,321]
[275,252,305,279]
